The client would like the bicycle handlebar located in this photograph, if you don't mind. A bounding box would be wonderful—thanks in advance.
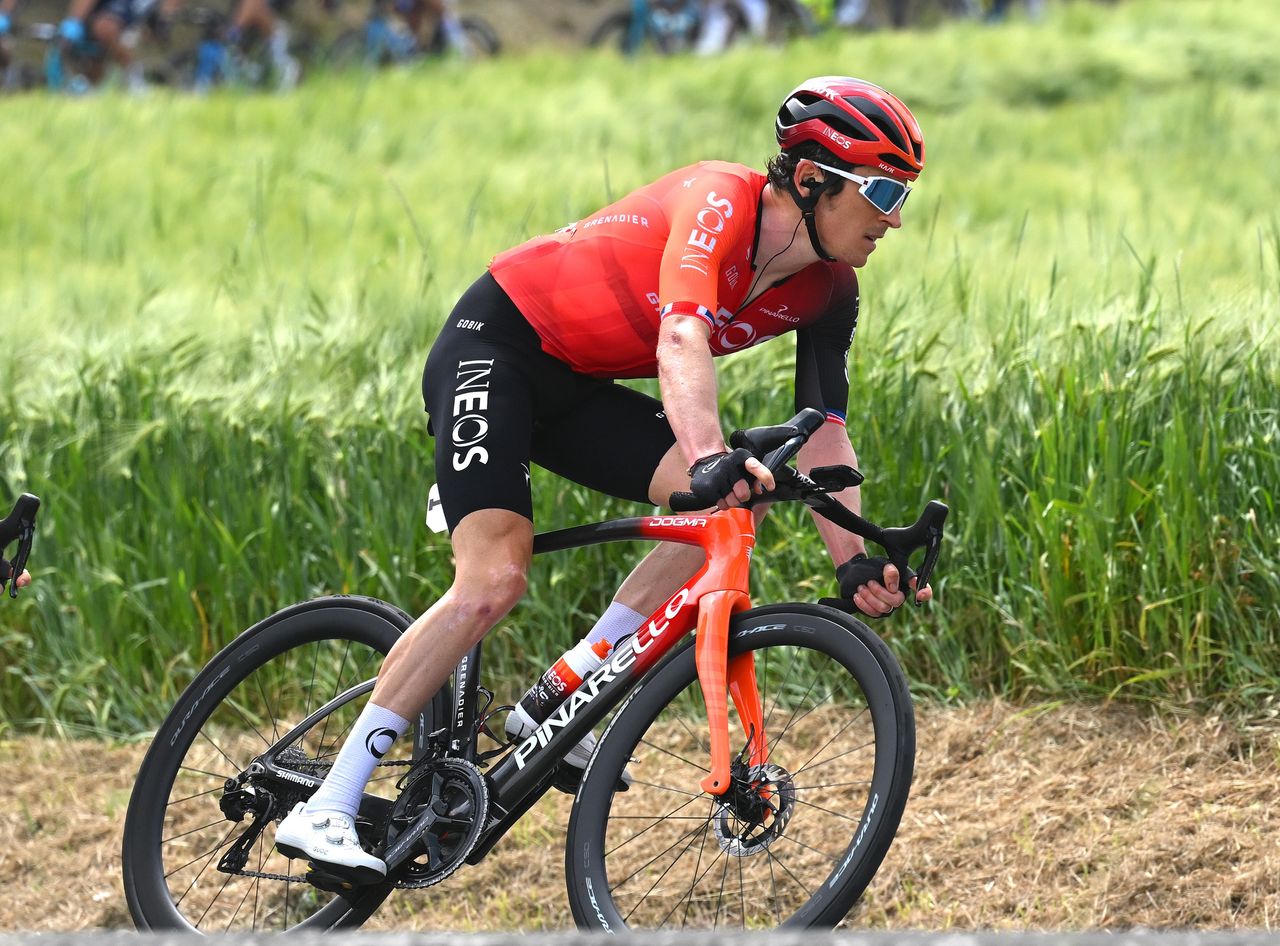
[668,408,948,606]
[0,493,40,599]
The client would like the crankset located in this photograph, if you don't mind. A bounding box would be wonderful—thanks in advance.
[378,757,489,889]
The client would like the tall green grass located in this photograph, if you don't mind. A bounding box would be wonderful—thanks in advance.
[1,0,1277,736]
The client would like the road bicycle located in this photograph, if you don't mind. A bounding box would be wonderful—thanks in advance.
[588,0,815,55]
[118,407,947,931]
[322,0,499,70]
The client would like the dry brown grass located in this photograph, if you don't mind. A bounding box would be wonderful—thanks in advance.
[2,699,1278,932]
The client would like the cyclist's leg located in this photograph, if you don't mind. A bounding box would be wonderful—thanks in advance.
[371,509,532,719]
[278,275,542,867]
[86,8,129,70]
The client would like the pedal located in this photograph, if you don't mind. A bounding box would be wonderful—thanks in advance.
[304,862,384,892]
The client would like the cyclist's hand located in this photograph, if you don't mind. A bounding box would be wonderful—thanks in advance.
[0,558,31,590]
[837,554,931,618]
[688,449,776,510]
[0,13,12,36]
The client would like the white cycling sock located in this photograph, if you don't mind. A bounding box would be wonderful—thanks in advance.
[585,601,646,649]
[304,701,411,819]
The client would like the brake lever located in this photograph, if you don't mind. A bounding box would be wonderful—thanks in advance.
[1,494,41,599]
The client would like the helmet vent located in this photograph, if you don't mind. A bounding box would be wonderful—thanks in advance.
[844,96,909,154]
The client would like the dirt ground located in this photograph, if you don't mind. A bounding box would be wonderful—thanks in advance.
[3,699,1278,932]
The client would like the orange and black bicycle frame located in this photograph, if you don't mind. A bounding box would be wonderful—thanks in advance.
[469,506,769,856]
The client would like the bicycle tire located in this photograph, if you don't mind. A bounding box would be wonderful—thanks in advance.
[122,595,448,932]
[565,603,914,930]
[457,16,500,57]
[587,10,636,51]
[321,27,376,69]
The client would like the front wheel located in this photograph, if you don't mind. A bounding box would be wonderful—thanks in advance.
[566,604,914,930]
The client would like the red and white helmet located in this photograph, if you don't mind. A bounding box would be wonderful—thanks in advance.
[775,76,925,181]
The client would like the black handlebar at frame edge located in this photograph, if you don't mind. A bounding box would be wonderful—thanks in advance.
[668,408,948,607]
[0,493,40,599]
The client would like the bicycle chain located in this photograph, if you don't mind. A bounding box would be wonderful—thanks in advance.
[227,758,425,887]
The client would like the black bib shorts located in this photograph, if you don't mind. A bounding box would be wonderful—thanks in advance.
[422,273,677,533]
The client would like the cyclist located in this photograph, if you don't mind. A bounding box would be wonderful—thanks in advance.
[273,76,933,883]
[207,0,299,90]
[57,0,172,92]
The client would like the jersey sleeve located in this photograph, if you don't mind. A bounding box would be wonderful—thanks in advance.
[794,267,859,427]
[655,173,754,331]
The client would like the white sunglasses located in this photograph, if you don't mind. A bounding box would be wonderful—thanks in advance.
[812,161,912,214]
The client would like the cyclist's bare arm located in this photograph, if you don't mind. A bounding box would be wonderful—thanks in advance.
[64,0,94,21]
[656,314,775,505]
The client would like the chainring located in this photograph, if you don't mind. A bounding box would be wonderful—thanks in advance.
[382,757,489,889]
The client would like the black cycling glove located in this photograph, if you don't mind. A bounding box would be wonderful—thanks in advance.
[836,553,916,618]
[687,448,755,508]
[0,557,12,583]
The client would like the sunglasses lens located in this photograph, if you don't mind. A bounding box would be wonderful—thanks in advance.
[862,178,908,213]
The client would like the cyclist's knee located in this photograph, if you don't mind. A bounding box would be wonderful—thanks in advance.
[451,562,527,625]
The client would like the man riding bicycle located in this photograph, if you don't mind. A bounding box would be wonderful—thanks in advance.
[277,76,936,883]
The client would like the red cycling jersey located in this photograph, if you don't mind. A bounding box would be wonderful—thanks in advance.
[489,161,859,424]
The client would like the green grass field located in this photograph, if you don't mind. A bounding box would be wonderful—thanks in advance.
[1,0,1277,736]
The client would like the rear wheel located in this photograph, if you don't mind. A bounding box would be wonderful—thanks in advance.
[122,596,448,932]
[566,604,914,930]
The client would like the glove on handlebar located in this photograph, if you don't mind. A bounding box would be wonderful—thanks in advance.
[0,557,12,583]
[686,448,754,508]
[836,553,916,618]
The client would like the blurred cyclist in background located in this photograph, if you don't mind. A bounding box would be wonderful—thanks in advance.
[219,0,300,88]
[56,0,175,91]
[695,0,767,54]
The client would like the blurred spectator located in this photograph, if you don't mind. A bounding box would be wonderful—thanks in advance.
[696,0,766,54]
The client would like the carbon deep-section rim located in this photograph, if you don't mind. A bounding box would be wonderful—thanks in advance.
[565,603,914,931]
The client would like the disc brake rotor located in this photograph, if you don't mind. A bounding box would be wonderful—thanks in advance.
[714,762,796,857]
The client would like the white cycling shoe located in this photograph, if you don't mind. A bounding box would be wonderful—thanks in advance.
[275,802,387,885]
[505,708,633,790]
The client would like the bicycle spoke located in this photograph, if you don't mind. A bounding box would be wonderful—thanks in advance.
[789,778,872,792]
[791,737,875,778]
[221,862,255,932]
[622,811,717,923]
[197,727,246,776]
[791,705,869,776]
[610,817,715,893]
[736,834,746,928]
[639,737,710,773]
[166,823,237,881]
[167,785,224,807]
[774,830,838,863]
[253,669,280,746]
[606,792,707,858]
[194,855,239,930]
[218,693,275,756]
[765,845,813,899]
[180,763,233,782]
[316,638,354,751]
[173,822,238,906]
[714,829,731,929]
[655,797,715,929]
[631,779,705,798]
[790,795,861,824]
[163,817,231,845]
